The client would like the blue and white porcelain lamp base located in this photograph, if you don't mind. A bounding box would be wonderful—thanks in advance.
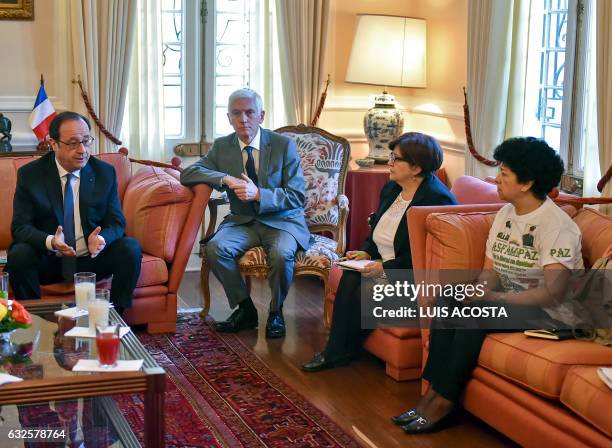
[364,91,404,163]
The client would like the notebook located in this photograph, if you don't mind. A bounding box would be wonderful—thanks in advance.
[523,329,574,341]
[597,367,612,390]
[335,259,370,271]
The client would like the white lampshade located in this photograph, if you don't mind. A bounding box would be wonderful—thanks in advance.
[346,15,427,88]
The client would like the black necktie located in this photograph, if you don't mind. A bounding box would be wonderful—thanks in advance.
[62,173,76,280]
[244,146,258,185]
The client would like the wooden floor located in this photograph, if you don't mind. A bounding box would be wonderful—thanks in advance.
[178,270,516,448]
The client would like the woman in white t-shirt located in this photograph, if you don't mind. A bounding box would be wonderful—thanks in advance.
[395,137,583,434]
[302,133,457,373]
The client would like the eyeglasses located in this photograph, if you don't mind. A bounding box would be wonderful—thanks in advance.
[57,136,95,149]
[388,152,410,164]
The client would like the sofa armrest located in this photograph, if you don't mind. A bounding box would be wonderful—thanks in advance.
[167,184,212,293]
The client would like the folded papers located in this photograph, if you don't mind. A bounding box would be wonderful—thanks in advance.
[64,326,130,339]
[72,359,143,372]
[0,373,23,386]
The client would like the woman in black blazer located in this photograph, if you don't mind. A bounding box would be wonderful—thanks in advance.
[302,132,457,372]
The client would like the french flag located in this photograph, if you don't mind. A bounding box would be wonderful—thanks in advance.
[28,81,56,141]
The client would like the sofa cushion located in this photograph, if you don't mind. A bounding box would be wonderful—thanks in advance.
[37,254,167,294]
[478,332,612,398]
[123,166,193,263]
[425,204,577,272]
[95,152,132,201]
[426,211,497,270]
[236,234,340,271]
[295,234,340,269]
[137,253,168,287]
[560,367,612,438]
[573,208,612,266]
[0,161,18,250]
[451,176,504,205]
[0,156,38,250]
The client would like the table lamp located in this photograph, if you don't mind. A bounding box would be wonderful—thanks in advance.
[346,14,426,162]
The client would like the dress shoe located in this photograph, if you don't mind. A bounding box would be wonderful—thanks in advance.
[265,311,286,338]
[301,352,352,372]
[391,408,420,425]
[213,307,258,333]
[401,411,455,434]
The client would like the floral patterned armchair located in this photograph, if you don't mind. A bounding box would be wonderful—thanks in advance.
[199,124,351,323]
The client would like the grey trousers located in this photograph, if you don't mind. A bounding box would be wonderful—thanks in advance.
[205,221,299,311]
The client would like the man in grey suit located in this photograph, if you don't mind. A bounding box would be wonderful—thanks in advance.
[181,89,309,338]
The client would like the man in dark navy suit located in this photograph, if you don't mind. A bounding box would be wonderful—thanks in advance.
[6,111,141,311]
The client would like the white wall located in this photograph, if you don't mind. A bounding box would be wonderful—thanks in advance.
[318,0,468,183]
[0,0,73,150]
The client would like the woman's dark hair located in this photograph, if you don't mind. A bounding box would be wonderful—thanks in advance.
[49,111,91,140]
[388,132,443,176]
[493,136,564,200]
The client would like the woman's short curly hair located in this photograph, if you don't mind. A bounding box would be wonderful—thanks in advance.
[389,132,443,176]
[493,137,564,200]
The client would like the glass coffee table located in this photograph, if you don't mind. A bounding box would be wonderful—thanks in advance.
[0,302,165,447]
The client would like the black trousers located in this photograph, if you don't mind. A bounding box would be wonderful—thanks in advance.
[323,270,372,359]
[6,237,142,309]
[422,298,550,403]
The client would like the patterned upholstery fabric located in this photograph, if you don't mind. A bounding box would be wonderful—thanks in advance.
[282,131,347,227]
[238,234,339,271]
[478,332,612,398]
[560,367,612,438]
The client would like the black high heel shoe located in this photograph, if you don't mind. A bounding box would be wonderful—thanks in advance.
[391,408,420,425]
[401,410,455,434]
[301,352,352,372]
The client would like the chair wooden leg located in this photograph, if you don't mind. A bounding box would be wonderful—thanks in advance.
[200,259,211,318]
[323,277,333,329]
[245,275,252,295]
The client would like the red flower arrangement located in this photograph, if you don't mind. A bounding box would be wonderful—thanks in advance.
[0,299,32,333]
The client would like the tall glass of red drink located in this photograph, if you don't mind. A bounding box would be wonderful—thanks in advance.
[95,325,120,367]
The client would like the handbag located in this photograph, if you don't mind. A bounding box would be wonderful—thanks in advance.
[569,256,612,346]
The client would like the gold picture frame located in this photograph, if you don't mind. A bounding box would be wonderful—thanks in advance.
[0,0,34,20]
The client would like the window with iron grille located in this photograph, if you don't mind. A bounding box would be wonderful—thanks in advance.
[523,0,595,192]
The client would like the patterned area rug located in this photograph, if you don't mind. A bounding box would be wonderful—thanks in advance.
[116,314,360,447]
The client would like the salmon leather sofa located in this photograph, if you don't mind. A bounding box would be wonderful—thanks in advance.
[0,149,210,333]
[324,174,599,385]
[408,201,612,448]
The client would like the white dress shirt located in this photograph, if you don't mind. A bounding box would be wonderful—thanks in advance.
[372,193,412,262]
[45,158,89,256]
[238,127,261,175]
